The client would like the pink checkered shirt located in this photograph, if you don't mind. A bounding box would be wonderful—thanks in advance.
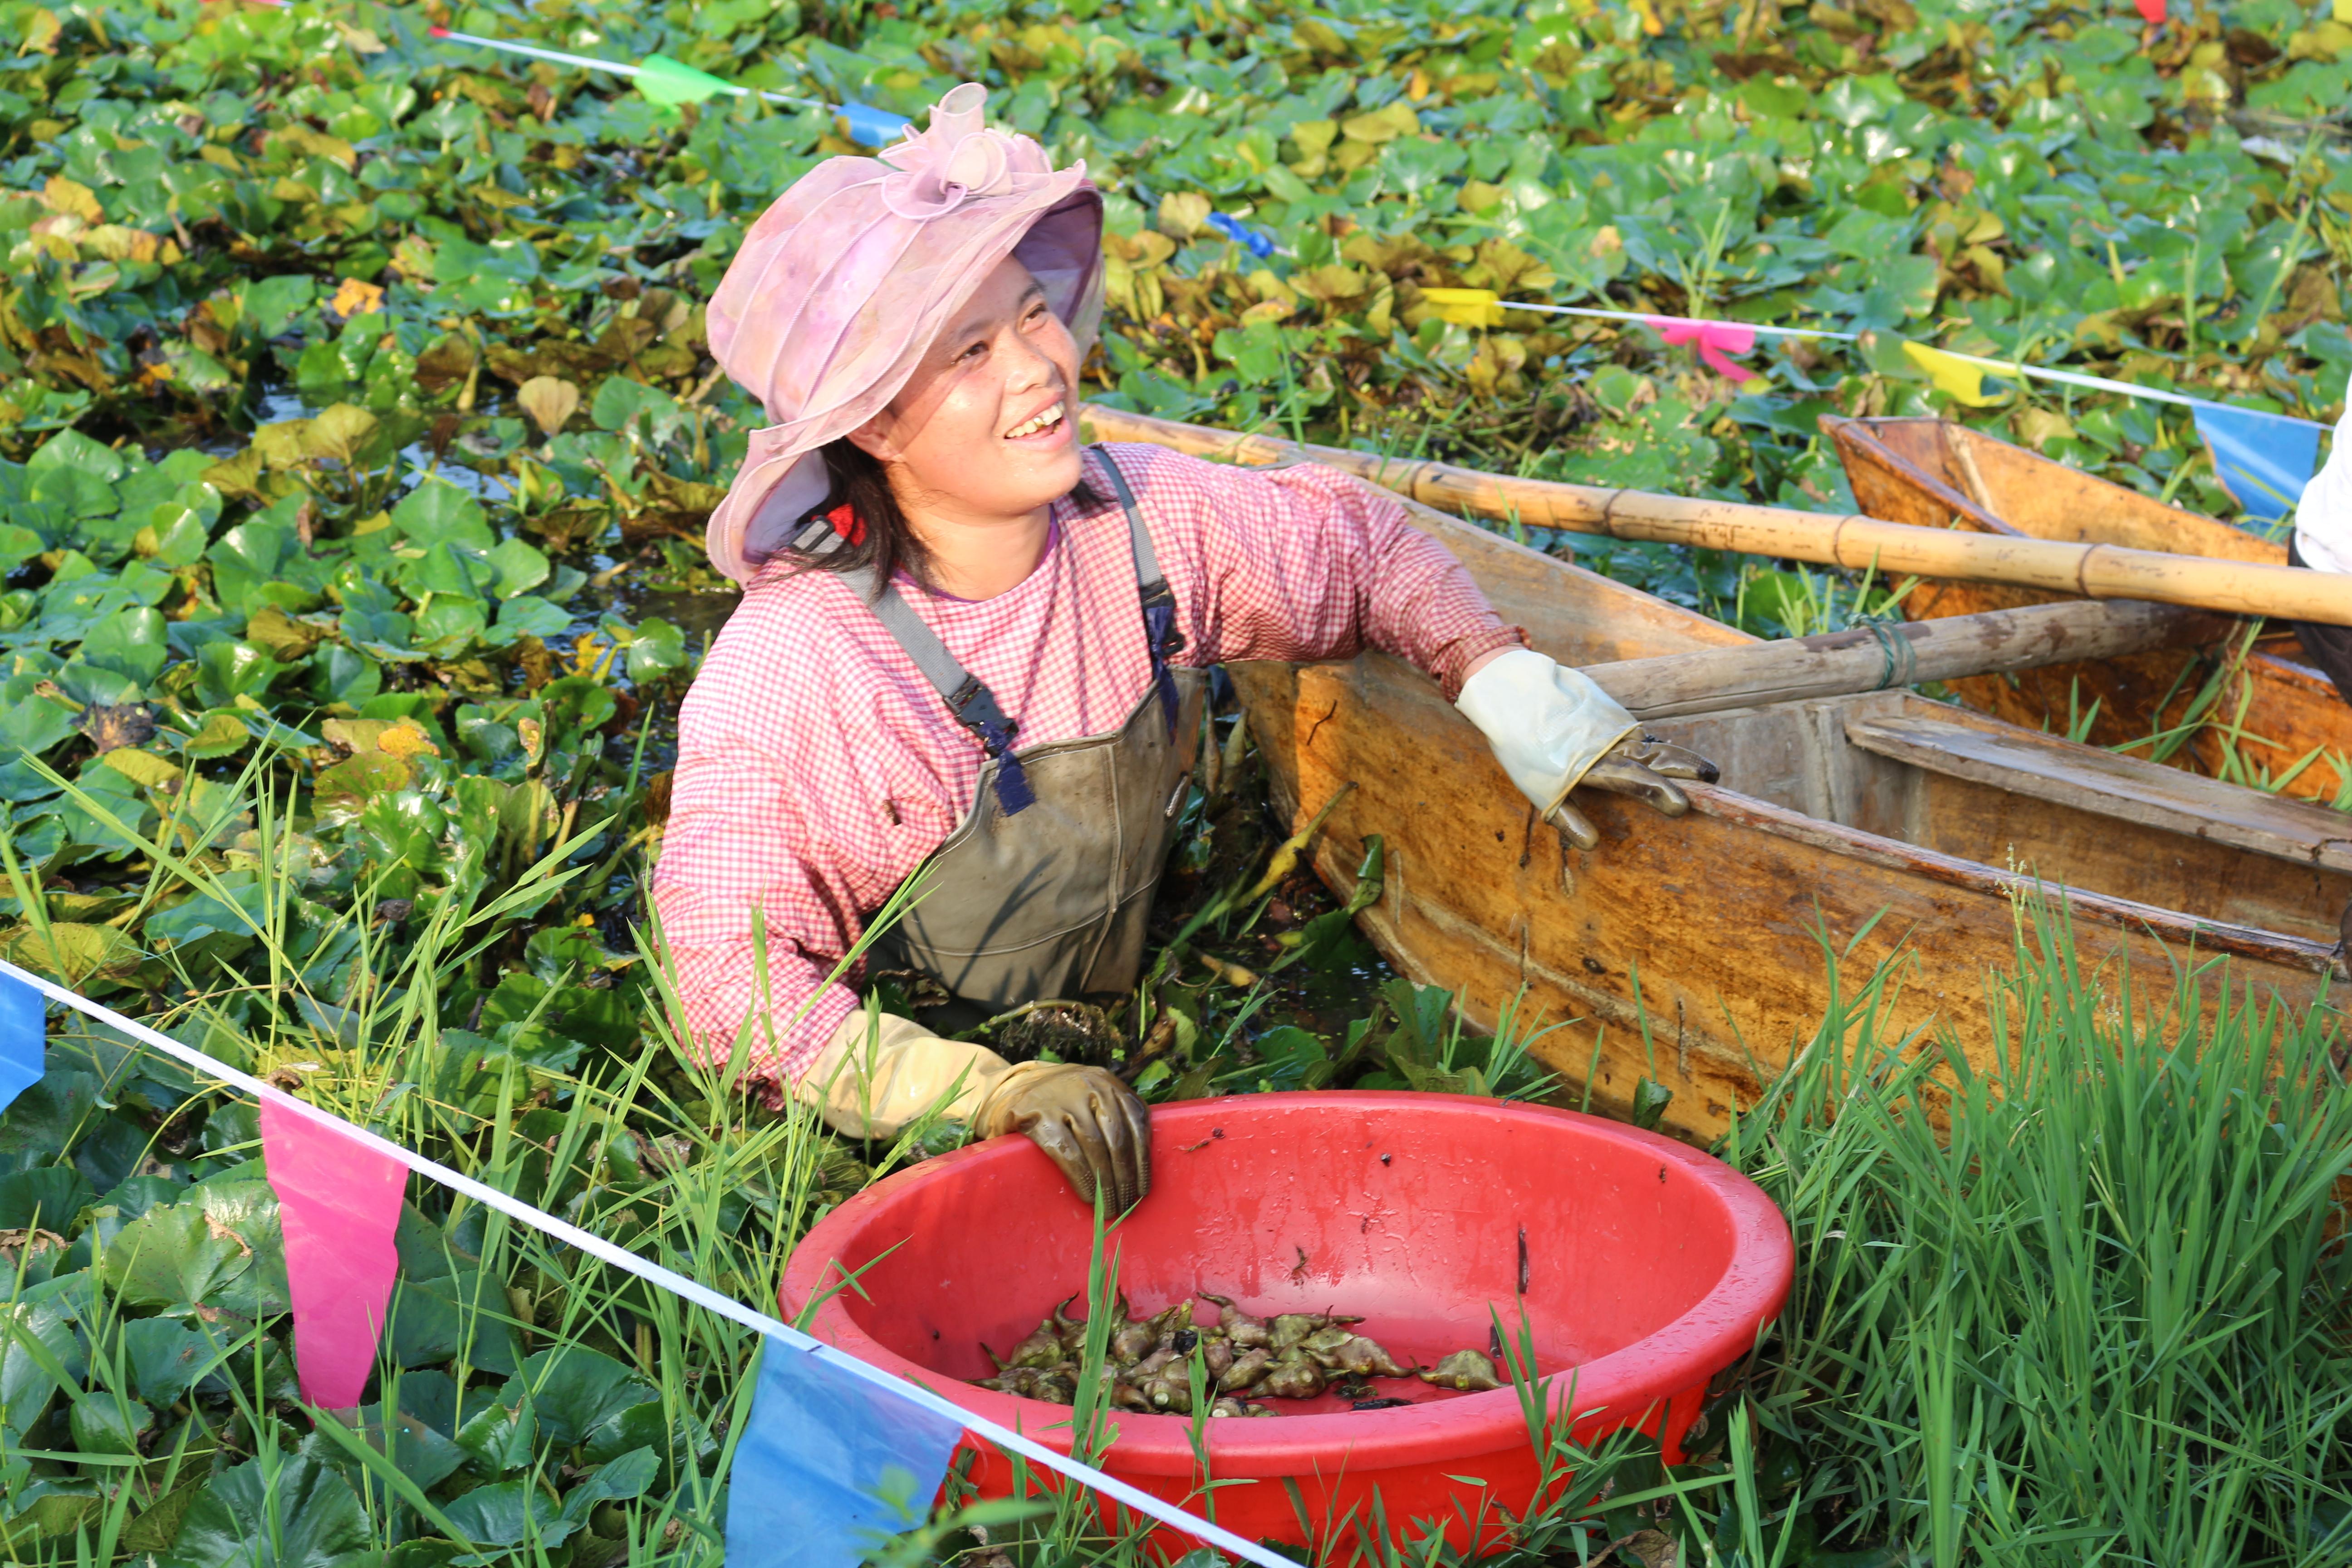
[651,443,1524,1087]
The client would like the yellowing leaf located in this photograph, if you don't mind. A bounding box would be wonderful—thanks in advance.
[302,403,378,466]
[78,225,159,262]
[183,711,252,760]
[245,606,324,661]
[1289,119,1338,160]
[1293,265,1370,304]
[517,376,582,438]
[1340,102,1419,143]
[269,124,358,172]
[1157,191,1212,240]
[99,748,182,789]
[330,277,385,318]
[377,724,440,761]
[17,7,60,54]
[40,175,101,223]
[0,922,144,991]
[2014,407,2077,451]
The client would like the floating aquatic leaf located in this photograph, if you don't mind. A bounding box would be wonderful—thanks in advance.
[158,1455,371,1568]
[517,376,583,438]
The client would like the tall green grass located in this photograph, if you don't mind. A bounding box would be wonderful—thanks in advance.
[9,746,2351,1568]
[1725,900,2352,1567]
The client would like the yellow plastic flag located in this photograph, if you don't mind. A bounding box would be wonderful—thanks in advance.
[1901,340,2010,407]
[1420,287,1506,328]
[2337,0,2350,23]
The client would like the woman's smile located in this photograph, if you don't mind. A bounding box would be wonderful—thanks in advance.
[1004,398,1068,446]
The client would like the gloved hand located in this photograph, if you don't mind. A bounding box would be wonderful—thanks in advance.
[802,1012,1152,1210]
[1455,648,1720,851]
[802,1009,1011,1137]
[974,1062,1152,1212]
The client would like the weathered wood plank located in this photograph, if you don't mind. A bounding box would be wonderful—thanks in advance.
[1844,707,2352,875]
[1583,599,2213,719]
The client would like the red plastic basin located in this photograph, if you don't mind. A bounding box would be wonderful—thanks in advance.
[781,1093,1791,1560]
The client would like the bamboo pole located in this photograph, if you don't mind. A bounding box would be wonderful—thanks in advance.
[1581,598,2215,719]
[1078,405,2352,628]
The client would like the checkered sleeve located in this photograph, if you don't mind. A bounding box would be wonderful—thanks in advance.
[1107,445,1526,699]
[649,587,918,1096]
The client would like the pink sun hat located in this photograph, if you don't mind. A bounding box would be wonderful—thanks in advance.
[701,82,1105,583]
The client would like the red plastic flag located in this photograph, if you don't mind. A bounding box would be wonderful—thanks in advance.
[1650,317,1759,378]
[2135,0,2164,22]
[260,1088,408,1410]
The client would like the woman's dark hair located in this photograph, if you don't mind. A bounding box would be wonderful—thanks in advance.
[787,436,1102,595]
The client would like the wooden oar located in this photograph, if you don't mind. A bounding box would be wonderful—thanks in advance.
[1079,405,2352,628]
[1580,598,2215,719]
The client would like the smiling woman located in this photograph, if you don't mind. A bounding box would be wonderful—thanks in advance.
[650,84,1718,1210]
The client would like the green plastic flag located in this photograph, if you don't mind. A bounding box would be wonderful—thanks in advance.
[636,53,738,107]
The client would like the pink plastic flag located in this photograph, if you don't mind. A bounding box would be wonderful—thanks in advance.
[260,1088,408,1410]
[1650,317,1758,378]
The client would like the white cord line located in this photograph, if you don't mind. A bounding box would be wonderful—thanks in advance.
[1500,300,1857,340]
[7,959,1298,1568]
[1918,345,2327,426]
[426,27,832,113]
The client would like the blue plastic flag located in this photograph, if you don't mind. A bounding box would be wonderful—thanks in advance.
[838,101,913,147]
[725,1334,963,1568]
[2193,402,2323,524]
[1205,210,1276,258]
[0,970,44,1117]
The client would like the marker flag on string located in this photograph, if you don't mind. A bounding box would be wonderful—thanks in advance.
[260,1089,408,1411]
[2193,403,2324,524]
[1651,317,1757,378]
[1205,210,1276,259]
[0,969,42,1118]
[629,55,911,144]
[1419,287,1508,328]
[726,1333,965,1568]
[2134,0,2165,23]
[1903,340,2012,407]
[634,54,736,107]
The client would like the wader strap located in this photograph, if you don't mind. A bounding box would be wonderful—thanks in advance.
[794,515,1035,815]
[1093,450,1185,740]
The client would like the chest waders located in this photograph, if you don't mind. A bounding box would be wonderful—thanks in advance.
[798,449,1206,1009]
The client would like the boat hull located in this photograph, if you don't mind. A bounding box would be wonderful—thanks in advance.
[1226,490,2343,1142]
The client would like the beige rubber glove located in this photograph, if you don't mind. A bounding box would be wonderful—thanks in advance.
[1455,648,1719,850]
[803,1014,1154,1210]
[801,1010,1013,1140]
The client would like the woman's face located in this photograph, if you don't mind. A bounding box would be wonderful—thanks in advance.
[850,256,1082,523]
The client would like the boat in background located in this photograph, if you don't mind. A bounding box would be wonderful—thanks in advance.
[1211,476,2348,1142]
[1827,415,2350,806]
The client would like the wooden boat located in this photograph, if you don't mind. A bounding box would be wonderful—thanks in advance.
[1220,488,2350,1144]
[1827,415,2351,806]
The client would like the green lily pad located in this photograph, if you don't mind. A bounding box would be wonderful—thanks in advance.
[159,1455,372,1568]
